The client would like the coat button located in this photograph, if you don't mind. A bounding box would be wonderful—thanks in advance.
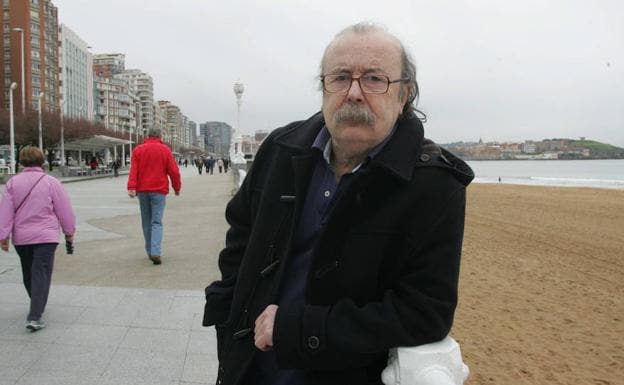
[307,336,320,349]
[420,154,431,162]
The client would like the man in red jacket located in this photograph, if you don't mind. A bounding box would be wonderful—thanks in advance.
[127,128,181,265]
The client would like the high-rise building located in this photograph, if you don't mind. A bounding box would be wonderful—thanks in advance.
[153,100,166,141]
[115,69,154,135]
[158,100,182,151]
[93,53,124,77]
[199,121,232,156]
[94,76,138,136]
[1,0,60,112]
[59,23,93,120]
[188,120,197,148]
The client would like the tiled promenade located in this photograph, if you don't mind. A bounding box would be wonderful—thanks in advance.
[0,166,233,385]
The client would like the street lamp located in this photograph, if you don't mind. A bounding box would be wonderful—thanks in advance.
[12,28,25,115]
[38,92,44,151]
[9,82,17,174]
[60,99,65,166]
[232,80,244,161]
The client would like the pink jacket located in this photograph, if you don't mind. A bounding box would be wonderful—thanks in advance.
[0,167,76,245]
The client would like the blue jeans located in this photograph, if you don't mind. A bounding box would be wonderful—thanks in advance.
[137,192,167,257]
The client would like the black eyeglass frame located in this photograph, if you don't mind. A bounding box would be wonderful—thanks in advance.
[321,73,411,94]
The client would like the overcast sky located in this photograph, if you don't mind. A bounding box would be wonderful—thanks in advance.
[53,0,623,146]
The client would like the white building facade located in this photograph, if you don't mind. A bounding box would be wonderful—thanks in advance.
[59,24,93,120]
[116,69,154,135]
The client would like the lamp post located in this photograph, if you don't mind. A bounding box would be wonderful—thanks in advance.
[9,82,17,174]
[232,80,244,161]
[60,99,65,166]
[38,92,44,151]
[12,28,25,115]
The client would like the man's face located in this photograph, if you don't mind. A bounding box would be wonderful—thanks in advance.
[321,31,408,158]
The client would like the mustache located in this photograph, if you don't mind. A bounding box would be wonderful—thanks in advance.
[333,103,375,127]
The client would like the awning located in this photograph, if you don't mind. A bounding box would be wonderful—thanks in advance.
[61,135,133,151]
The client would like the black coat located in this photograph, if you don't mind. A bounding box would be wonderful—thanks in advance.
[203,112,474,385]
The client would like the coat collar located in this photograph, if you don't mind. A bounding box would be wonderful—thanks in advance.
[273,111,425,183]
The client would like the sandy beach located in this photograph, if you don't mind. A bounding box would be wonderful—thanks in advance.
[453,184,624,385]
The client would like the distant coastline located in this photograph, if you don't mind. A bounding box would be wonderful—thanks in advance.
[444,137,624,161]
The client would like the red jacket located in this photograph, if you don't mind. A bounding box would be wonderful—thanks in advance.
[127,138,181,195]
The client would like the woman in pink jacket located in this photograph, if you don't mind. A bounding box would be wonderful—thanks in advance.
[0,146,76,331]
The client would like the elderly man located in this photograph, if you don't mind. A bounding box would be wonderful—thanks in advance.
[127,128,181,265]
[203,22,474,385]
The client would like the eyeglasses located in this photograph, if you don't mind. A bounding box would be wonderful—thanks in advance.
[321,73,410,94]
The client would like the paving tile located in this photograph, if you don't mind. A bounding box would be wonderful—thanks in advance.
[0,319,71,344]
[76,303,139,326]
[0,340,52,371]
[131,307,195,330]
[66,286,127,308]
[0,266,23,284]
[0,303,27,328]
[182,353,218,384]
[187,329,217,355]
[120,328,190,354]
[45,284,81,305]
[41,304,86,324]
[103,348,185,381]
[0,365,28,383]
[16,374,104,385]
[98,377,180,385]
[0,283,28,304]
[56,324,129,348]
[118,288,175,311]
[170,294,205,316]
[26,344,117,377]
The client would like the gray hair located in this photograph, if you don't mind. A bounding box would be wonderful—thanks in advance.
[320,22,423,121]
[147,128,162,138]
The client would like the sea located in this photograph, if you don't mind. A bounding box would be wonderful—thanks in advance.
[466,159,624,189]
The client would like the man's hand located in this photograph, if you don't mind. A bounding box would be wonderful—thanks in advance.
[65,234,74,242]
[128,189,136,198]
[0,239,9,252]
[254,304,278,351]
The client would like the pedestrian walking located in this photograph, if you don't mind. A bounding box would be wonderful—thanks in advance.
[217,158,224,173]
[89,156,98,175]
[0,146,76,332]
[195,158,204,175]
[202,22,474,385]
[209,157,215,174]
[127,128,181,265]
[112,158,120,177]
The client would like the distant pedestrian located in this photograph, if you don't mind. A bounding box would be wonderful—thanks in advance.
[89,157,98,175]
[195,158,204,175]
[217,158,224,173]
[112,158,120,177]
[203,157,210,174]
[183,159,188,168]
[498,177,501,183]
[209,157,215,174]
[0,146,76,332]
[223,158,229,173]
[127,128,181,265]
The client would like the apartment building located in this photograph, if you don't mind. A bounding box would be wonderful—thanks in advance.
[115,69,154,135]
[157,100,182,150]
[1,0,60,112]
[94,75,138,137]
[59,23,92,119]
[199,121,232,156]
[93,53,124,78]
